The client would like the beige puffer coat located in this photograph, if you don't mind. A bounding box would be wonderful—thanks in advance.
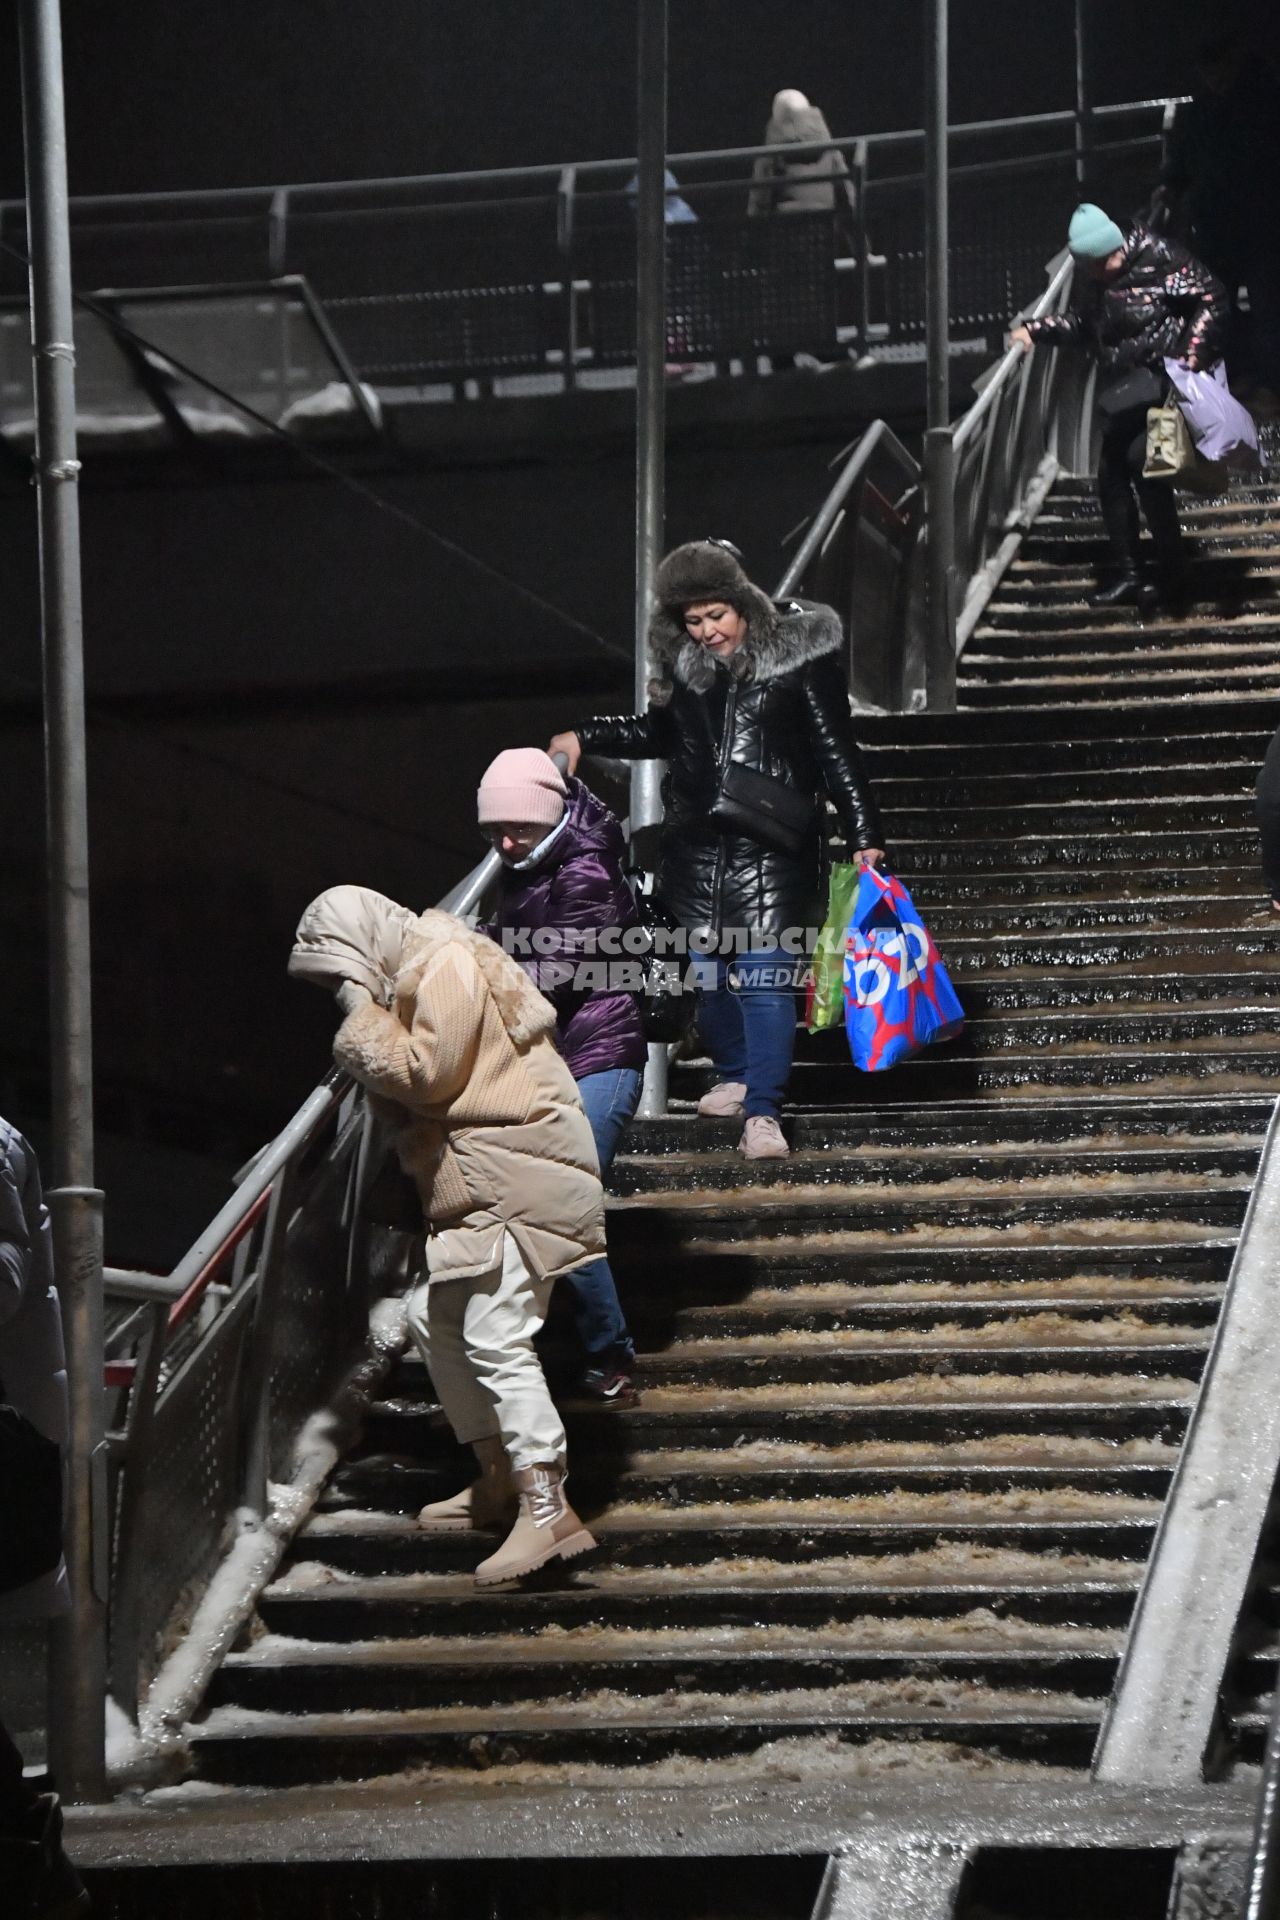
[290,887,606,1285]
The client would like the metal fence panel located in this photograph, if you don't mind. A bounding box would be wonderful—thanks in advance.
[324,283,548,380]
[588,213,838,363]
[113,1282,255,1699]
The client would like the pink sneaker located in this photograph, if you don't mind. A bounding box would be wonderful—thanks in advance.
[739,1116,789,1160]
[697,1080,747,1118]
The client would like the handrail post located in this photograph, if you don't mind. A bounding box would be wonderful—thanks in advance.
[634,0,668,1120]
[852,138,871,350]
[240,1165,298,1517]
[19,0,108,1803]
[1073,0,1092,195]
[923,428,958,708]
[923,0,957,711]
[107,1300,169,1725]
[557,165,577,393]
[267,185,290,277]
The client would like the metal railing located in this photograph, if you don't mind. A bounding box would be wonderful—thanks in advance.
[103,1070,368,1716]
[778,246,1098,712]
[950,253,1095,651]
[1094,1096,1280,1788]
[775,419,924,710]
[0,98,1177,397]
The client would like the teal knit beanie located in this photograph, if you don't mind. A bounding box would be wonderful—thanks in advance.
[1068,203,1126,260]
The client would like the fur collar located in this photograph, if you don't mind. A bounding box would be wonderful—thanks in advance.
[646,597,844,702]
[397,908,556,1049]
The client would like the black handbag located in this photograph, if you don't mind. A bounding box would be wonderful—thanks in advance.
[0,1390,63,1595]
[1098,365,1164,417]
[708,760,816,855]
[360,1146,424,1233]
[626,875,695,1043]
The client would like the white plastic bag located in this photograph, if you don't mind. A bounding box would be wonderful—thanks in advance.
[1164,357,1260,467]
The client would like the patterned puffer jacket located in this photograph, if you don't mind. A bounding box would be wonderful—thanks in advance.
[1026,224,1228,374]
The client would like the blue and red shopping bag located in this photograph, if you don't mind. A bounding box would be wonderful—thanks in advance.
[842,866,964,1070]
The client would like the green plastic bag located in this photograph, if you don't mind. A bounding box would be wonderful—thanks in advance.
[805,862,860,1032]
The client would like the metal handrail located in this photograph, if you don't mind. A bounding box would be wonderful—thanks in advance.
[0,95,1183,219]
[1095,1095,1280,1787]
[952,255,1073,453]
[775,418,921,598]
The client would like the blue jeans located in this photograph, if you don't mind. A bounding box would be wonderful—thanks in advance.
[564,1066,642,1369]
[694,948,799,1121]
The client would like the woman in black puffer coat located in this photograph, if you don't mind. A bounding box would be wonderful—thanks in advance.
[550,540,883,1162]
[1011,201,1229,609]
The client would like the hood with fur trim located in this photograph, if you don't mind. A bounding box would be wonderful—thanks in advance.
[290,888,555,1049]
[647,594,844,702]
[396,907,556,1050]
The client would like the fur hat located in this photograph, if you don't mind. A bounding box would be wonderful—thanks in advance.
[654,540,775,630]
[645,538,844,705]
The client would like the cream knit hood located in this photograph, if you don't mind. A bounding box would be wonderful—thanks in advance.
[290,887,556,1048]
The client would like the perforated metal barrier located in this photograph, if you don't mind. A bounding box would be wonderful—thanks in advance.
[588,213,839,365]
[106,1085,394,1712]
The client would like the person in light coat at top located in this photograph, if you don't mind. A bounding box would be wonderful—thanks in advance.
[290,886,605,1587]
[748,88,858,249]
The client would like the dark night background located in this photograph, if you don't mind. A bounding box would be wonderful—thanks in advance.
[0,0,1271,195]
[0,0,1274,1263]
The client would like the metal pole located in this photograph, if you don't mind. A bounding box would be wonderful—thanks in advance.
[923,0,957,710]
[633,0,668,1119]
[18,0,107,1802]
[1073,0,1091,196]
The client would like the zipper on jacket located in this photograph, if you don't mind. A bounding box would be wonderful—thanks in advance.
[709,673,738,939]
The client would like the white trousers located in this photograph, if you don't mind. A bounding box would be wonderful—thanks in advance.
[406,1231,566,1472]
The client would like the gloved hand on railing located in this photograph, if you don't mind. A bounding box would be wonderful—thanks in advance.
[335,980,373,1019]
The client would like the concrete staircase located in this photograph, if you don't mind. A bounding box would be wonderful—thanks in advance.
[185,473,1280,1795]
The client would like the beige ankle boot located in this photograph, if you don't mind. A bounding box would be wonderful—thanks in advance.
[473,1462,596,1586]
[417,1435,516,1533]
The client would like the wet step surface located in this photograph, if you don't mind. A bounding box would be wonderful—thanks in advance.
[185,474,1280,1795]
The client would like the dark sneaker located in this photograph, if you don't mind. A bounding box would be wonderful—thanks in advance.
[579,1367,640,1408]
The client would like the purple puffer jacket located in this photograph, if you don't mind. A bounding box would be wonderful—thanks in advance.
[487,777,648,1080]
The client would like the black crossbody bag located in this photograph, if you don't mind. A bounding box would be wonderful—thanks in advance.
[1097,365,1164,417]
[709,760,817,856]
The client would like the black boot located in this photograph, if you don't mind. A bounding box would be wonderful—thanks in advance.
[0,1794,89,1920]
[1090,568,1158,610]
[1140,480,1187,605]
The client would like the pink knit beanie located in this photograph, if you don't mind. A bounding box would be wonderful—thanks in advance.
[476,748,568,828]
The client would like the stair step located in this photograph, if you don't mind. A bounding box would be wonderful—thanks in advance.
[362,1394,1194,1457]
[621,1094,1269,1156]
[325,1457,1176,1516]
[187,1696,1103,1786]
[607,1181,1249,1242]
[864,729,1273,777]
[256,1569,1143,1640]
[958,675,1280,709]
[671,1049,1280,1102]
[209,1636,1122,1715]
[610,1143,1259,1196]
[886,795,1259,832]
[288,1511,1160,1576]
[875,761,1265,805]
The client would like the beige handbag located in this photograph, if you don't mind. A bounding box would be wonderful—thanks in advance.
[1143,400,1198,483]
